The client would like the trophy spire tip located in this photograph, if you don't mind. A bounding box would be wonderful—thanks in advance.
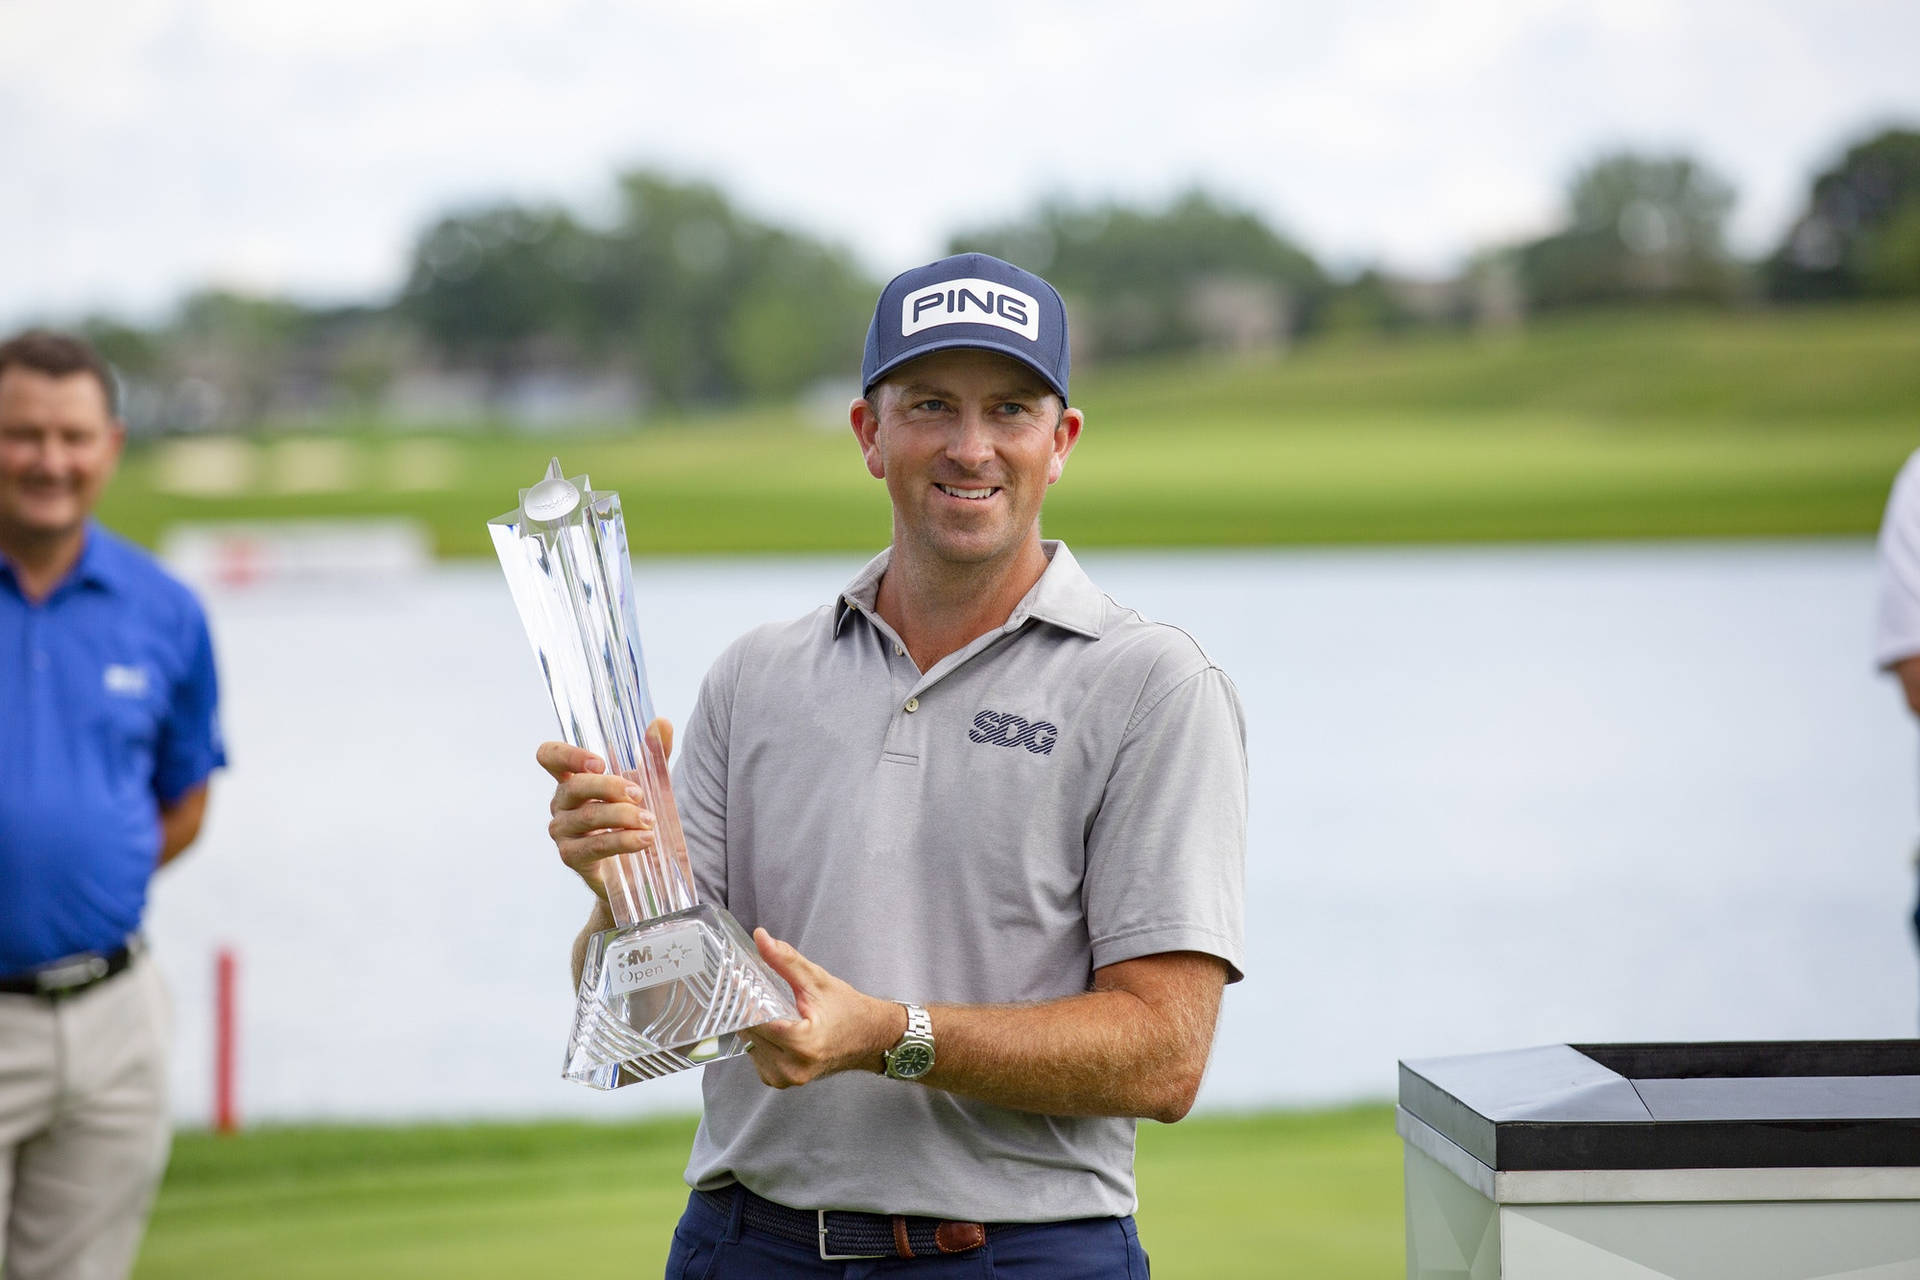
[521,459,581,524]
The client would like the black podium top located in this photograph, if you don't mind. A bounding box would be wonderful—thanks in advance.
[1398,1041,1920,1170]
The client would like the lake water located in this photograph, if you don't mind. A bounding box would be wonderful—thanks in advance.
[144,541,1920,1126]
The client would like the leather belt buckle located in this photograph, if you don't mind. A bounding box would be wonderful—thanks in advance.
[3,943,135,1001]
[817,1209,887,1261]
[34,954,112,999]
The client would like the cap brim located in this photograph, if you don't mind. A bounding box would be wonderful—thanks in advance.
[863,336,1067,403]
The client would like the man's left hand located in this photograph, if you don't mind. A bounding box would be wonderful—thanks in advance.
[739,929,903,1088]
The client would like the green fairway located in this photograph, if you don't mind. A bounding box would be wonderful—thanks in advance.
[97,306,1920,556]
[135,1106,1402,1279]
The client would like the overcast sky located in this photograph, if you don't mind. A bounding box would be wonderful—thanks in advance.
[4,0,1917,326]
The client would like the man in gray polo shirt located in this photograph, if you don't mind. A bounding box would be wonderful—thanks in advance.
[541,253,1246,1276]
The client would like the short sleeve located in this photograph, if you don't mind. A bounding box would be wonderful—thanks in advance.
[673,641,739,909]
[153,603,226,807]
[1083,664,1248,982]
[1876,450,1920,671]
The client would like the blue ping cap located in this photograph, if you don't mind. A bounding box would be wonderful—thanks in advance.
[862,253,1070,402]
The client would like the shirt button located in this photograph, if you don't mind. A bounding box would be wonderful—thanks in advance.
[904,697,919,713]
[894,644,905,656]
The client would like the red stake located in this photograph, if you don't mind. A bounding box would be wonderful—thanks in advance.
[215,948,238,1134]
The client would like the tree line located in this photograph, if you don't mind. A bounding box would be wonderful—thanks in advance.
[63,122,1920,431]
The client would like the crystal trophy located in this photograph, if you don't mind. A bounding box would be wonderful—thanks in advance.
[491,459,796,1088]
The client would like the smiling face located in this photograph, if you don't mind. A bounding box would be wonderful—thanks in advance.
[0,366,125,553]
[851,347,1081,580]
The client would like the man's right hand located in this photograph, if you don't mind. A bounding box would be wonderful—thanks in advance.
[536,720,673,900]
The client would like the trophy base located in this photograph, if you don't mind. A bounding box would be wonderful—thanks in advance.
[563,903,797,1089]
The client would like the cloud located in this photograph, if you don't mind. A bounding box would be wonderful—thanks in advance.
[2,0,1917,322]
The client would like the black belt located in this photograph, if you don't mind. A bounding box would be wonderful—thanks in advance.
[0,944,134,1000]
[700,1185,996,1260]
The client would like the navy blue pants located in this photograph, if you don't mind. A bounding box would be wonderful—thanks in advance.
[664,1187,1151,1278]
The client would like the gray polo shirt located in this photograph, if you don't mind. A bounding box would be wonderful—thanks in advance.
[676,541,1247,1222]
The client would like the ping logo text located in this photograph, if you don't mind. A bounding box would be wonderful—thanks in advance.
[901,278,1040,341]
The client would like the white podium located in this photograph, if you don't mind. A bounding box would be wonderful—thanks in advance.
[1398,1041,1920,1279]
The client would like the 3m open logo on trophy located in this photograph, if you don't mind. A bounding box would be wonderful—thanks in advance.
[490,459,796,1088]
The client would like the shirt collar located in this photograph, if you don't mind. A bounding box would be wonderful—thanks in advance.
[0,522,121,599]
[833,540,1106,641]
[67,523,124,594]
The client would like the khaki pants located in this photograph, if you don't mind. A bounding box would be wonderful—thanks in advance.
[0,953,172,1280]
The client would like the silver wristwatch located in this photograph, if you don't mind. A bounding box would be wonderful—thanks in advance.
[883,1003,935,1080]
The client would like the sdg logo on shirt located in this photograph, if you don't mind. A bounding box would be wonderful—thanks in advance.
[969,709,1057,756]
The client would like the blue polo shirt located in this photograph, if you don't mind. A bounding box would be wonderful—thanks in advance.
[1,523,226,972]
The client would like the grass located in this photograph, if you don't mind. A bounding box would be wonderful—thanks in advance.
[134,1105,1402,1279]
[95,305,1920,557]
[112,308,1917,1273]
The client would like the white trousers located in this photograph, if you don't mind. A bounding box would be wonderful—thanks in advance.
[0,953,172,1280]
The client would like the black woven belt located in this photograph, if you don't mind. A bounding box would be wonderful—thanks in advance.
[700,1185,995,1260]
[0,944,134,1000]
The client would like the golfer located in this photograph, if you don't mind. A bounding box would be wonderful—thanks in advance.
[541,253,1247,1276]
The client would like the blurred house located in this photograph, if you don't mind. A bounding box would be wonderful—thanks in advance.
[1184,276,1295,355]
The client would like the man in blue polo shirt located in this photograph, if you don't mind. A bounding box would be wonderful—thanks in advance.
[0,330,226,1280]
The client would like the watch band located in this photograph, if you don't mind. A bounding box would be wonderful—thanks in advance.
[884,1002,935,1080]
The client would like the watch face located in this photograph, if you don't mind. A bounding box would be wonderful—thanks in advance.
[890,1043,935,1079]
